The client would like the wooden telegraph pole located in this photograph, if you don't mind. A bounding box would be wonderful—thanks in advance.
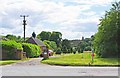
[20,15,29,41]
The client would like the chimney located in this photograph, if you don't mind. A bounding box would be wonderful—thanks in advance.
[32,32,36,38]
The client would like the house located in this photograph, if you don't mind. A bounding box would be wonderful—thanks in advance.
[26,37,46,52]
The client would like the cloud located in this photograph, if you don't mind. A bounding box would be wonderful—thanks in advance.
[0,0,116,39]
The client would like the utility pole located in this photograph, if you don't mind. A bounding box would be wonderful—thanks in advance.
[20,15,29,41]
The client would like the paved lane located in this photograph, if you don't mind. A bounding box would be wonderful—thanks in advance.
[0,58,119,76]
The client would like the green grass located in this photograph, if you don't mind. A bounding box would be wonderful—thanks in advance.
[41,52,120,66]
[0,58,31,65]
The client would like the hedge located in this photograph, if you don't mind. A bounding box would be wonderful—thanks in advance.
[22,43,41,58]
[1,40,23,59]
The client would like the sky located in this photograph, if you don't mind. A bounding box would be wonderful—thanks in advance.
[0,0,119,40]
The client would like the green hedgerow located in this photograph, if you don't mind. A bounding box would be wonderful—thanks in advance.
[1,40,23,59]
[22,43,41,58]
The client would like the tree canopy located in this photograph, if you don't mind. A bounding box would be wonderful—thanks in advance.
[93,2,120,58]
[37,31,51,41]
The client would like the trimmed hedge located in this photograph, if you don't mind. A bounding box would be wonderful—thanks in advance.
[22,43,41,58]
[1,40,23,50]
[1,40,23,59]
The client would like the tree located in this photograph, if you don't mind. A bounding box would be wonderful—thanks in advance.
[78,41,87,53]
[43,40,57,52]
[5,34,23,42]
[73,46,77,54]
[50,41,57,52]
[62,45,68,54]
[50,31,62,47]
[6,34,17,41]
[93,2,120,58]
[70,47,73,53]
[37,31,51,41]
[62,39,71,53]
[56,48,62,54]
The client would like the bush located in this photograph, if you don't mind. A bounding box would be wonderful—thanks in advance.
[85,46,91,51]
[80,49,84,53]
[22,43,41,58]
[1,40,23,59]
[73,51,76,54]
[62,45,68,54]
[56,48,61,54]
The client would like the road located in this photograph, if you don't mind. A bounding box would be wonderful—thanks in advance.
[0,58,119,77]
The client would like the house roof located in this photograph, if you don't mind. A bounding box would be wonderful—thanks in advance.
[28,37,46,47]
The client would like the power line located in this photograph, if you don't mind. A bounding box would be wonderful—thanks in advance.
[20,15,29,41]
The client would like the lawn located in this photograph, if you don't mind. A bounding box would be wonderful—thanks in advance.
[41,52,120,66]
[0,58,30,65]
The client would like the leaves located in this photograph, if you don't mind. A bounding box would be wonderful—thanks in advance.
[93,2,120,58]
[22,43,41,58]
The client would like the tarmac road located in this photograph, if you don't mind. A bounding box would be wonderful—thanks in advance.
[0,58,119,77]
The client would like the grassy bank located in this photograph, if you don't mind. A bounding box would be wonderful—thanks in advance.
[0,58,30,65]
[41,52,120,66]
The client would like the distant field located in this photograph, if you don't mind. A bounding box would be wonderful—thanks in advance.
[41,52,120,66]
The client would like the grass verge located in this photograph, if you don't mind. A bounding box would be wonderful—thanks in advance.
[41,52,120,66]
[0,58,31,65]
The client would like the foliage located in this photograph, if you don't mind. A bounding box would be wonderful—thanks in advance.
[2,34,26,43]
[85,46,91,51]
[50,31,62,47]
[70,48,73,53]
[37,31,51,41]
[6,34,17,41]
[72,47,77,54]
[93,2,120,58]
[43,40,57,51]
[37,31,62,48]
[62,45,68,54]
[43,40,51,49]
[77,36,93,53]
[22,43,41,58]
[1,40,23,59]
[56,48,62,54]
[1,40,23,50]
[62,39,71,53]
[50,41,57,52]
[77,41,87,53]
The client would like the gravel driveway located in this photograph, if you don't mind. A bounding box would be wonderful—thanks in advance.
[11,58,47,66]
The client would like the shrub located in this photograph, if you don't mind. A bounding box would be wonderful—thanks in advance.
[80,49,84,53]
[85,46,91,51]
[1,40,23,59]
[22,43,41,58]
[56,48,61,54]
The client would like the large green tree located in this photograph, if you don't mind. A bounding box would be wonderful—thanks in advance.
[77,41,87,53]
[6,34,17,40]
[37,31,51,41]
[5,34,23,42]
[93,2,120,58]
[62,39,71,53]
[43,40,57,52]
[50,31,62,47]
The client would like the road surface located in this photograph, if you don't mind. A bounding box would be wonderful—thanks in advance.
[0,58,119,77]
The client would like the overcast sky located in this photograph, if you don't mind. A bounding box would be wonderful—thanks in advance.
[0,0,119,40]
